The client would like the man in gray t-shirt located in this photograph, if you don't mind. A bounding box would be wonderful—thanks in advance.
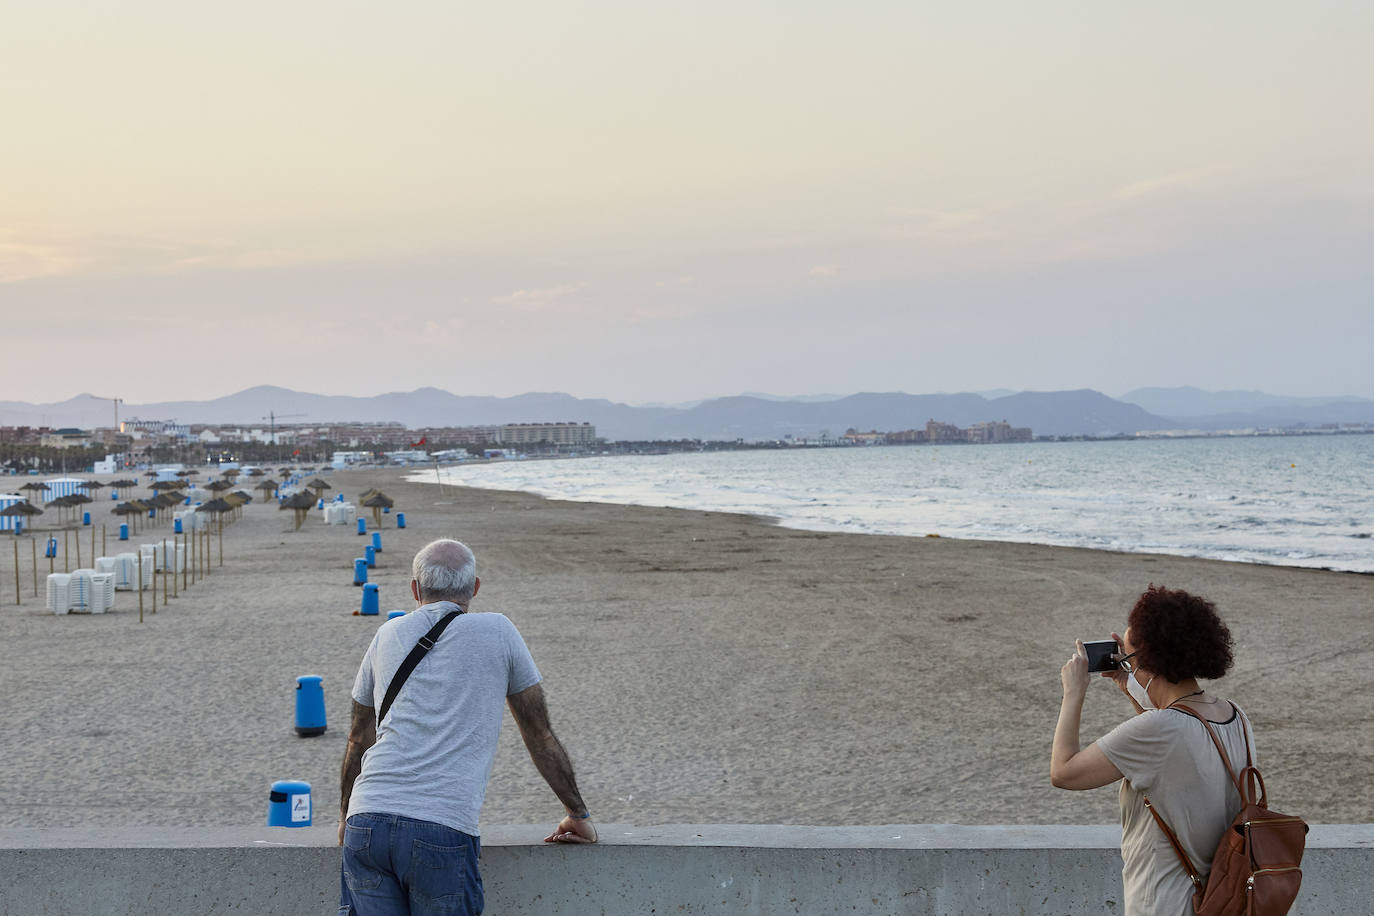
[338,539,594,916]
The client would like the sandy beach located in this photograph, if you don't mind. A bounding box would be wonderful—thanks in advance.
[3,466,1370,831]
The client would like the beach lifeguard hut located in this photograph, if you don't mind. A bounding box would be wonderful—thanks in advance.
[43,477,87,502]
[0,493,22,533]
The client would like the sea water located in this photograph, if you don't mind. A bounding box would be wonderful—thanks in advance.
[410,435,1374,573]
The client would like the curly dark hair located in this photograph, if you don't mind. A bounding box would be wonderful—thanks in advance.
[1128,585,1234,682]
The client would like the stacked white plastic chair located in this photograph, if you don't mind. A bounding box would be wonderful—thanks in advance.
[112,553,138,590]
[67,569,97,613]
[46,573,71,615]
[91,572,115,612]
[95,557,117,576]
[136,547,156,589]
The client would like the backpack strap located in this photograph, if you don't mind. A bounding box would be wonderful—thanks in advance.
[377,609,462,725]
[1169,702,1265,806]
[1142,795,1204,889]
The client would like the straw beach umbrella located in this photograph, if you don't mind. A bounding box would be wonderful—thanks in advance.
[279,491,317,531]
[254,479,279,501]
[203,479,235,500]
[361,492,394,529]
[0,501,42,530]
[109,479,139,500]
[307,478,332,502]
[19,482,47,502]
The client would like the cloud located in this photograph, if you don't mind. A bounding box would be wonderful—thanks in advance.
[0,230,320,283]
[1113,167,1228,201]
[491,283,584,312]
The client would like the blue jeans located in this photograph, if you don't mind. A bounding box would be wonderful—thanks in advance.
[340,813,483,916]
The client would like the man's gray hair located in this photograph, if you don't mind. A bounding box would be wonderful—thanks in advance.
[412,539,477,603]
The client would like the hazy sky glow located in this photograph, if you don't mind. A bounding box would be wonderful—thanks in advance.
[4,1,1372,405]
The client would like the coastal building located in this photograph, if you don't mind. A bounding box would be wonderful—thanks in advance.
[496,422,597,446]
[39,428,91,448]
[330,450,375,468]
[842,429,887,445]
[925,420,963,443]
[383,449,431,465]
[967,420,1033,443]
[120,418,191,441]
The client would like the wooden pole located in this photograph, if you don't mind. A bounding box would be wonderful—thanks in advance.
[172,534,179,598]
[75,525,82,568]
[137,550,144,623]
[63,529,70,572]
[218,516,223,567]
[31,537,38,597]
[162,539,169,604]
[90,524,95,565]
[12,538,18,606]
[181,531,188,592]
[102,525,107,557]
[151,547,157,613]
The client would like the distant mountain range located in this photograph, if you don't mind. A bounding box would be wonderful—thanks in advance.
[2,385,1371,442]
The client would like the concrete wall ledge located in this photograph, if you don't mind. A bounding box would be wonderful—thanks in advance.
[2,824,1370,915]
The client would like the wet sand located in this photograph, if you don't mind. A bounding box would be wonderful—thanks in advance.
[2,467,1370,830]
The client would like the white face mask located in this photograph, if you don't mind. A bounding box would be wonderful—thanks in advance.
[1127,671,1155,710]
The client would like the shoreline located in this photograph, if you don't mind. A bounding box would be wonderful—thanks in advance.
[4,466,1372,829]
[406,468,1374,578]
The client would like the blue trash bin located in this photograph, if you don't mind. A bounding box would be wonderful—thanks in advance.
[356,517,366,535]
[353,558,367,586]
[148,509,155,519]
[387,610,406,620]
[267,780,312,827]
[184,496,191,506]
[83,511,91,526]
[174,517,183,534]
[336,494,344,503]
[119,523,129,541]
[45,537,57,558]
[112,491,118,500]
[365,545,376,569]
[371,532,382,553]
[383,506,391,514]
[294,675,326,737]
[361,583,379,616]
[396,512,406,529]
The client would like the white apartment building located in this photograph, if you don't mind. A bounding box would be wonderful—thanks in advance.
[496,422,597,446]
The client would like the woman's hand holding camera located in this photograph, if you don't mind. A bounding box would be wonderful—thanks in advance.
[1103,631,1132,694]
[1060,639,1090,698]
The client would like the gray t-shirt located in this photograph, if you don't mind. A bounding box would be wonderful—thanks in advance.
[1096,703,1255,916]
[348,602,542,836]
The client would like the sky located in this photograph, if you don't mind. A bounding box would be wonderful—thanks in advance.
[3,1,1372,407]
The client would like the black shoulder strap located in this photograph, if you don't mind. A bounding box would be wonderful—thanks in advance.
[377,609,462,725]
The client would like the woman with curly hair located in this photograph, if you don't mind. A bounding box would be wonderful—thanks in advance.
[1050,586,1253,915]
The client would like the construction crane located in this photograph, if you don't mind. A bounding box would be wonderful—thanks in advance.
[262,412,305,446]
[89,394,123,430]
